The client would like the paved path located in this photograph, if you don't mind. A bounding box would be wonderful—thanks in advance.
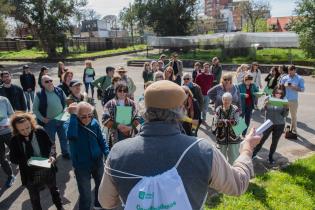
[0,52,314,209]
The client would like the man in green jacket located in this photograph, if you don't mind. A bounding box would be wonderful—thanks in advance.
[93,66,115,100]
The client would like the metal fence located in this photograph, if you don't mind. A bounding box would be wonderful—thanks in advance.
[0,36,144,52]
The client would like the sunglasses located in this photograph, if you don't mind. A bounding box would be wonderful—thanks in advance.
[183,78,190,81]
[118,89,128,93]
[275,92,283,95]
[44,80,53,84]
[79,114,93,120]
[223,78,231,81]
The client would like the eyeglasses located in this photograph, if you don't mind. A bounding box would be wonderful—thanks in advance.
[44,80,53,84]
[118,89,128,93]
[275,92,283,95]
[79,114,93,120]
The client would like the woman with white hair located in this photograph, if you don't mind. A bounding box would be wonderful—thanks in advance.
[214,92,242,164]
[153,71,164,81]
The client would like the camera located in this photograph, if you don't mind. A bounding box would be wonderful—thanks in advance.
[288,82,292,86]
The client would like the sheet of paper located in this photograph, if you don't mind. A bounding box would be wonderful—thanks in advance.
[232,118,247,136]
[256,119,273,135]
[27,157,52,168]
[54,112,70,121]
[115,106,132,125]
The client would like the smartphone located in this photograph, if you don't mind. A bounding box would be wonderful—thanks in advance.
[288,82,292,86]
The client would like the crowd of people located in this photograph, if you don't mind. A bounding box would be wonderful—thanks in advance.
[0,55,305,210]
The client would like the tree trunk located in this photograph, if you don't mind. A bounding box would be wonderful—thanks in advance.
[130,24,134,47]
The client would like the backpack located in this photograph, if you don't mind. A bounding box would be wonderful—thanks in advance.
[106,139,204,210]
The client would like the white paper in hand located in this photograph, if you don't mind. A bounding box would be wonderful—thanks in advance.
[256,119,273,135]
[27,157,52,168]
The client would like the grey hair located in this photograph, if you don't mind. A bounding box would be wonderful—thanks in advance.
[143,107,184,123]
[153,71,164,81]
[222,92,233,101]
[41,75,53,85]
[77,101,94,113]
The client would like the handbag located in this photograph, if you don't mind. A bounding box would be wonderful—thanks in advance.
[285,125,297,140]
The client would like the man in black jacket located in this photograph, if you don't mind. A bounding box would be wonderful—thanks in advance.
[20,65,36,111]
[0,71,27,111]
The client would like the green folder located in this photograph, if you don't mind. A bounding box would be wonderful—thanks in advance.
[54,112,70,121]
[255,91,265,98]
[232,118,247,136]
[115,106,132,125]
[268,97,288,107]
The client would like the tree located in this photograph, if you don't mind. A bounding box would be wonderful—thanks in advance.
[133,0,147,37]
[291,0,315,58]
[239,0,270,32]
[8,0,87,57]
[0,0,15,37]
[242,18,268,32]
[84,8,101,21]
[119,4,137,44]
[145,0,198,36]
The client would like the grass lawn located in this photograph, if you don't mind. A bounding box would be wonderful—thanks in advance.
[205,154,315,210]
[0,48,47,59]
[144,48,315,65]
[0,44,147,60]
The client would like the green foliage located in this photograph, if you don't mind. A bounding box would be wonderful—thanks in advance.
[291,0,315,58]
[146,0,197,36]
[120,0,198,36]
[206,155,315,210]
[242,18,268,32]
[8,0,87,58]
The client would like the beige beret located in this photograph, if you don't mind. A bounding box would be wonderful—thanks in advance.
[144,80,187,109]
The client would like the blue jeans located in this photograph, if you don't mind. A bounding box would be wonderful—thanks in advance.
[84,82,94,98]
[44,119,69,156]
[202,95,210,121]
[24,90,34,111]
[74,159,104,210]
[241,106,253,136]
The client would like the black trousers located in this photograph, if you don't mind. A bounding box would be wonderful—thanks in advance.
[27,172,62,210]
[253,124,285,160]
[0,133,13,178]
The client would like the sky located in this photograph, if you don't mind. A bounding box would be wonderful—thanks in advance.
[87,0,297,18]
